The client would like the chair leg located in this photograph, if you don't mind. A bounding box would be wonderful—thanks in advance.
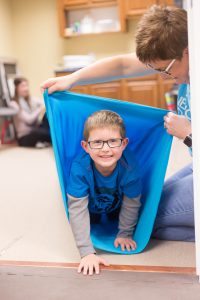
[1,119,16,144]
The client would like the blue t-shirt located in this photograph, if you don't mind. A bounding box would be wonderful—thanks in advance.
[67,148,142,214]
[177,83,192,155]
[177,84,191,121]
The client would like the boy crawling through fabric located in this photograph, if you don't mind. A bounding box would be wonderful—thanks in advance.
[67,110,142,275]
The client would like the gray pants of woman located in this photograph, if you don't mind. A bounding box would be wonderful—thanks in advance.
[152,163,194,242]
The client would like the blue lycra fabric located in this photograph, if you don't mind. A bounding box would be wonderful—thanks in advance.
[44,90,172,254]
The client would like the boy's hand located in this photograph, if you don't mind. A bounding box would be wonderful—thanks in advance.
[114,237,137,251]
[78,254,110,276]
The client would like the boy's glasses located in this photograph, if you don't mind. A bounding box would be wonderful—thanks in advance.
[88,138,123,149]
[146,59,176,76]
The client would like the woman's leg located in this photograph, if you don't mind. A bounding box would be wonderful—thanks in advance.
[18,128,51,147]
[152,163,194,242]
[39,114,50,130]
[163,163,193,189]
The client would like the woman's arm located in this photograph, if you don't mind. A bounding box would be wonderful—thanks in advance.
[41,53,153,94]
[19,107,42,125]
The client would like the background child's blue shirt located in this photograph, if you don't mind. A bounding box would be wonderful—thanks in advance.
[67,148,142,214]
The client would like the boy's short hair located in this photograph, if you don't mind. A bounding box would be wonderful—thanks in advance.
[83,110,126,141]
[135,5,188,63]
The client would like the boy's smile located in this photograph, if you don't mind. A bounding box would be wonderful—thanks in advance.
[81,127,128,176]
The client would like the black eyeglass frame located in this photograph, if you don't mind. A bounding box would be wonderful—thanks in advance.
[146,58,176,76]
[87,138,124,149]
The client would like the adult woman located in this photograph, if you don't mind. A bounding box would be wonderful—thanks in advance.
[10,77,51,147]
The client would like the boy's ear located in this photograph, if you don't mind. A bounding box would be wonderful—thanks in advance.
[81,140,89,153]
[122,137,129,149]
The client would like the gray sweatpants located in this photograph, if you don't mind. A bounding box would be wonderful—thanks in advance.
[152,163,194,242]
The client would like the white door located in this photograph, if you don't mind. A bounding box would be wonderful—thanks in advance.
[187,0,200,278]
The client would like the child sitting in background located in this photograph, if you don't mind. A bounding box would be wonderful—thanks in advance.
[9,77,51,148]
[67,110,142,275]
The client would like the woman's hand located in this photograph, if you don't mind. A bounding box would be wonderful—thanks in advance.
[38,106,46,122]
[78,254,110,276]
[41,74,76,94]
[164,112,191,139]
[114,237,137,251]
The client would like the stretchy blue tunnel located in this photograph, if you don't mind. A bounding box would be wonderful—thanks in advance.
[44,90,172,254]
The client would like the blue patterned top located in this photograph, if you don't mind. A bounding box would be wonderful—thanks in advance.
[177,83,192,154]
[177,84,191,121]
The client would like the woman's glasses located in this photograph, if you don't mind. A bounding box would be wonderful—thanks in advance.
[146,59,176,76]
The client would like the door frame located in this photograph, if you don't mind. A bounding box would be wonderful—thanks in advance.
[187,0,200,278]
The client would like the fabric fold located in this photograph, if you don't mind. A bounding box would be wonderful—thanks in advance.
[44,90,172,254]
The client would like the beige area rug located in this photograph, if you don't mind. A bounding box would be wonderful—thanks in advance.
[0,138,194,268]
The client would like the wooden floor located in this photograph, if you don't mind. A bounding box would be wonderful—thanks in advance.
[0,265,199,300]
[0,139,198,299]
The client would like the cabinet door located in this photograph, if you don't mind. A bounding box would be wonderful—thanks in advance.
[124,80,158,107]
[63,0,89,7]
[158,0,174,5]
[71,86,89,94]
[90,82,121,99]
[90,0,117,4]
[63,0,117,6]
[124,0,157,16]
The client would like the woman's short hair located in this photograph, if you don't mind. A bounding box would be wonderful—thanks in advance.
[135,5,188,63]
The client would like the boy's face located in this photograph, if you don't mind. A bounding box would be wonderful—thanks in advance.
[81,127,128,175]
[149,48,189,84]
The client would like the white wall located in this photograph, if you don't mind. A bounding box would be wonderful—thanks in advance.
[10,0,65,98]
[187,0,200,278]
[0,0,14,57]
[63,19,138,59]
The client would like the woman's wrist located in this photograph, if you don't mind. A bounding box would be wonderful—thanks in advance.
[70,71,81,88]
[183,133,192,148]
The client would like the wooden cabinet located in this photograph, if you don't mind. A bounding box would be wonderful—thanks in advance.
[58,0,175,37]
[63,0,89,7]
[123,0,174,18]
[124,0,157,17]
[55,71,174,109]
[58,0,122,37]
[123,79,158,107]
[71,85,89,94]
[72,81,121,99]
[91,0,117,5]
[159,0,174,5]
[90,81,121,99]
[63,0,116,7]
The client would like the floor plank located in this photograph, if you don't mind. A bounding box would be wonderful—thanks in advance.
[0,265,199,300]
